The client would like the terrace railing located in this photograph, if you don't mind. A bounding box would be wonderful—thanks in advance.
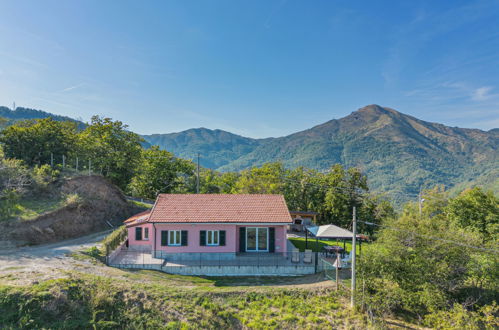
[111,251,319,272]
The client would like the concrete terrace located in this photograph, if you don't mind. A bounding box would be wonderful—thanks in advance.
[109,249,317,276]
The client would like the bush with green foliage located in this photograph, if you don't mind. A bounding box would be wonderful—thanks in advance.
[0,157,31,219]
[102,226,128,258]
[32,164,60,192]
[358,187,499,327]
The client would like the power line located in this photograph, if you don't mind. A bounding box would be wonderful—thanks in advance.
[359,220,499,254]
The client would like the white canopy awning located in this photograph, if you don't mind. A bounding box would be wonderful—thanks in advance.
[306,224,354,239]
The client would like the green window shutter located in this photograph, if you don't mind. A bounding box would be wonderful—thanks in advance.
[269,227,275,253]
[239,227,246,252]
[181,230,188,246]
[200,231,206,246]
[135,227,142,241]
[161,230,168,246]
[219,230,226,246]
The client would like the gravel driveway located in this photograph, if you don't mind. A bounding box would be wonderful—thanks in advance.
[0,230,113,285]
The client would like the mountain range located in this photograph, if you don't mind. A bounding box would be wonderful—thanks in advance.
[1,104,497,203]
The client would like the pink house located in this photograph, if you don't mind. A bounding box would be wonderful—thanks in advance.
[125,194,293,260]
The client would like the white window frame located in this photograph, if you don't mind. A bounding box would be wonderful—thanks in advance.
[206,230,220,246]
[246,227,269,252]
[168,230,181,246]
[144,227,149,240]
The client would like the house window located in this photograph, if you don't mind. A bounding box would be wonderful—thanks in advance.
[135,227,142,241]
[206,230,219,246]
[200,230,225,246]
[144,227,149,240]
[168,230,181,246]
[246,227,269,252]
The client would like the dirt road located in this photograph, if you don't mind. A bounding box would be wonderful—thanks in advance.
[0,230,115,285]
[0,230,335,289]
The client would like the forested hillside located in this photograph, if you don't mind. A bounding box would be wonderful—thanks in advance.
[0,106,85,129]
[1,104,497,204]
[144,105,499,203]
[143,128,265,168]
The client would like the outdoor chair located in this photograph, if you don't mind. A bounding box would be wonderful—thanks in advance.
[291,249,300,263]
[304,249,313,263]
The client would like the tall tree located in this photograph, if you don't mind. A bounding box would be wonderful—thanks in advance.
[197,169,240,194]
[233,162,286,194]
[128,146,194,199]
[79,116,143,189]
[447,187,499,240]
[0,118,77,166]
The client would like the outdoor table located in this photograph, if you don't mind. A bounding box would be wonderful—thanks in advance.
[323,245,345,257]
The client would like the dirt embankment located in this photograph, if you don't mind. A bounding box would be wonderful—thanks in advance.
[1,175,144,247]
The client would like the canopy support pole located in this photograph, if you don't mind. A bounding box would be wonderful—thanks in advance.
[305,228,308,249]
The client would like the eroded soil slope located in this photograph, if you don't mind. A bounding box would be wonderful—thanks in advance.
[1,175,142,247]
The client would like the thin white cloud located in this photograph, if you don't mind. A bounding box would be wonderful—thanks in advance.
[57,83,86,93]
[471,86,493,101]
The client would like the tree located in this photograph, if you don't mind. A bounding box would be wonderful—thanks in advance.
[281,166,324,212]
[358,195,395,235]
[128,146,194,199]
[0,118,77,166]
[233,162,286,194]
[359,187,498,325]
[322,165,370,228]
[196,169,239,194]
[447,187,499,239]
[79,116,143,189]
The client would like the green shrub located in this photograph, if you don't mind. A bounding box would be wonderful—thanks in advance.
[102,226,127,257]
[64,193,83,205]
[33,164,60,186]
[424,303,499,330]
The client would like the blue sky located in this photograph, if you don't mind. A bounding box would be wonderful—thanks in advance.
[0,0,498,137]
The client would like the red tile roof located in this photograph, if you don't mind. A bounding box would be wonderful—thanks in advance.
[147,194,292,224]
[124,210,151,227]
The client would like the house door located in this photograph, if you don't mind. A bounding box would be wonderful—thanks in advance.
[246,227,268,252]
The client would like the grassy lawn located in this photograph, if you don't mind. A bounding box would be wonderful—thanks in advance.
[289,237,364,255]
[0,271,367,329]
[11,196,66,221]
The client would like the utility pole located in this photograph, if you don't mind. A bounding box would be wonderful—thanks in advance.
[50,153,54,167]
[88,159,91,176]
[196,153,200,194]
[351,206,357,308]
[76,156,79,171]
